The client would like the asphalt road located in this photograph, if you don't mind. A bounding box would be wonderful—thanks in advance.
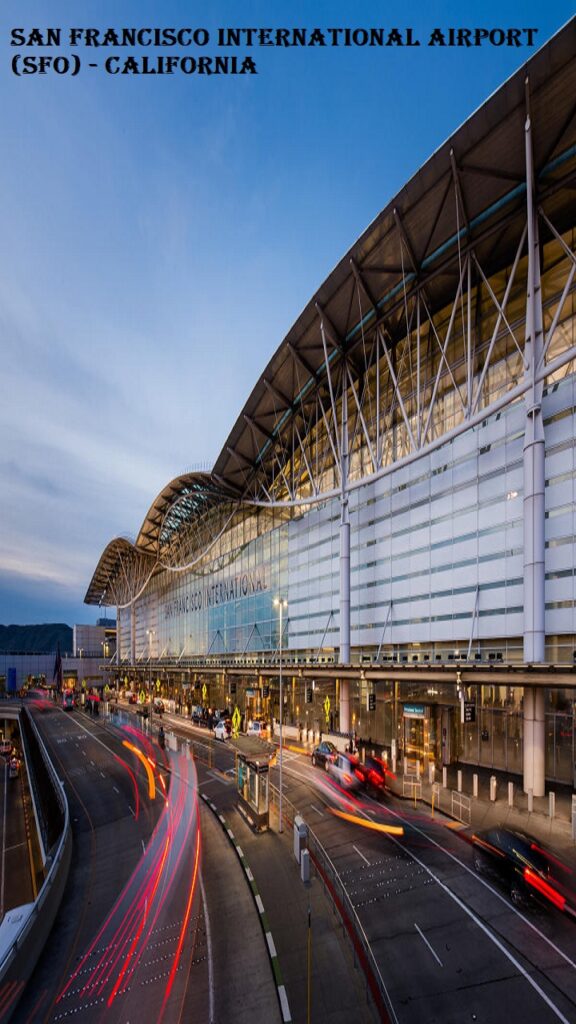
[11,702,576,1024]
[279,752,576,1024]
[9,701,280,1024]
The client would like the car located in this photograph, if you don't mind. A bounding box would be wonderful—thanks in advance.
[214,719,230,741]
[354,754,387,799]
[326,752,362,791]
[153,698,164,713]
[311,741,338,769]
[128,693,138,705]
[0,740,13,759]
[246,720,268,739]
[471,827,576,915]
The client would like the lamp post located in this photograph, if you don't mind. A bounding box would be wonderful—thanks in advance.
[274,597,287,833]
[147,629,155,714]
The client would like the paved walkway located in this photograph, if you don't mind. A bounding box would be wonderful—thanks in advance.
[387,760,576,862]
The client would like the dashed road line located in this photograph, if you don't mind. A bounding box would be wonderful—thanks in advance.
[200,793,292,1022]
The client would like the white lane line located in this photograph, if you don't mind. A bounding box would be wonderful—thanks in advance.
[376,821,572,1023]
[199,872,215,1024]
[3,841,27,854]
[353,844,370,867]
[100,771,105,778]
[310,804,324,816]
[415,923,443,966]
[382,804,576,973]
[141,839,146,855]
[266,932,277,958]
[113,786,119,794]
[128,805,135,817]
[90,760,95,766]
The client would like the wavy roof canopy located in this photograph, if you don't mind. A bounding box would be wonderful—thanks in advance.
[85,19,576,607]
[213,19,576,495]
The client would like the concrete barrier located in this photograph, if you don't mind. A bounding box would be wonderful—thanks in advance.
[0,708,72,1020]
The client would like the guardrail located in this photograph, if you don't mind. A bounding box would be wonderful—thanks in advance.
[450,790,472,825]
[0,708,72,1021]
[269,783,398,1024]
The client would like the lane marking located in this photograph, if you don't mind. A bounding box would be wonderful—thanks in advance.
[382,804,576,973]
[371,816,573,1023]
[128,805,135,817]
[310,804,324,816]
[415,923,443,966]
[199,872,215,1024]
[266,932,277,958]
[113,786,119,794]
[100,772,105,778]
[353,844,370,867]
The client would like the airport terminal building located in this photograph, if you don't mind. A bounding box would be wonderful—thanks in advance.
[86,22,576,794]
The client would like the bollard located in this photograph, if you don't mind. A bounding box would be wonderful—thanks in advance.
[527,789,533,813]
[572,795,576,840]
[549,791,555,820]
[508,781,514,808]
[489,775,497,801]
[300,848,310,883]
[392,753,397,775]
[457,769,463,793]
[472,773,478,799]
[294,815,307,863]
[428,762,435,785]
[442,766,448,789]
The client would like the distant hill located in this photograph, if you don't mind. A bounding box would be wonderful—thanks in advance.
[0,624,73,654]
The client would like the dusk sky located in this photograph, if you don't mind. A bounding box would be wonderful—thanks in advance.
[0,2,573,627]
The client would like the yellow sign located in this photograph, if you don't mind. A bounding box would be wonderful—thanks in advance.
[232,706,241,737]
[124,676,128,686]
[202,683,207,701]
[156,679,161,692]
[139,688,146,704]
[323,695,331,725]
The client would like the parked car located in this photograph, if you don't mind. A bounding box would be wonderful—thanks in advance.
[311,741,337,769]
[246,720,268,739]
[326,752,362,791]
[471,826,576,915]
[214,719,230,741]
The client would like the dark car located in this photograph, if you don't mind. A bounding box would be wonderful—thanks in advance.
[311,741,338,769]
[471,827,576,915]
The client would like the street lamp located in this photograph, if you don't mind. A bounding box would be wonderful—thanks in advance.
[274,597,288,833]
[147,629,155,712]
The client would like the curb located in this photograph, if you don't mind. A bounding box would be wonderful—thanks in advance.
[200,793,292,1023]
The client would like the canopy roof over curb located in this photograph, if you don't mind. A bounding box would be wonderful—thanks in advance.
[86,19,576,607]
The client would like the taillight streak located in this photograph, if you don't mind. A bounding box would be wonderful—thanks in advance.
[523,868,566,911]
[157,817,201,1022]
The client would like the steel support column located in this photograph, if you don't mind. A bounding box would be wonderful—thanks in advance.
[523,687,545,796]
[523,109,546,664]
[339,367,350,666]
[130,601,136,664]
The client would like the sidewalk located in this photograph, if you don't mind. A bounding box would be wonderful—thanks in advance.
[200,760,379,1024]
[389,760,576,863]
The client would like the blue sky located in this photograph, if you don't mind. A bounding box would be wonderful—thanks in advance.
[0,1,573,626]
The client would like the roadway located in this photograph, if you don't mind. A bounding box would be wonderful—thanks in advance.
[8,699,280,1024]
[157,706,576,1024]
[8,700,576,1024]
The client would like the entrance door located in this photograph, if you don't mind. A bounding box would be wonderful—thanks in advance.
[441,708,453,765]
[404,716,424,764]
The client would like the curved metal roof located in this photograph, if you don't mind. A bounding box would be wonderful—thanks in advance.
[213,18,576,493]
[85,19,576,606]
